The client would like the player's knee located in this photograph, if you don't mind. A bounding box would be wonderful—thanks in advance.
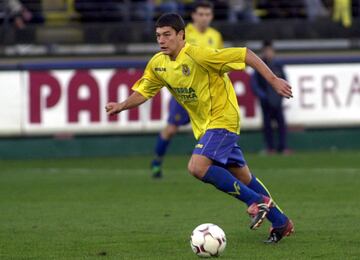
[187,163,200,178]
[187,161,208,179]
[162,125,178,139]
[167,125,178,136]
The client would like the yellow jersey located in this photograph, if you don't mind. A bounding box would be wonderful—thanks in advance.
[185,23,223,49]
[132,43,247,140]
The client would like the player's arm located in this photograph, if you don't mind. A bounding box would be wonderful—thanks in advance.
[245,49,292,98]
[105,56,164,115]
[106,92,147,116]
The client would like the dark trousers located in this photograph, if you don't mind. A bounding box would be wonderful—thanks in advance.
[260,101,287,152]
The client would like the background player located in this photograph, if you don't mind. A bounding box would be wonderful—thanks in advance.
[106,13,294,243]
[151,1,223,178]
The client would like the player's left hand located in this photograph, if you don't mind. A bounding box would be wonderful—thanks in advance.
[271,77,293,98]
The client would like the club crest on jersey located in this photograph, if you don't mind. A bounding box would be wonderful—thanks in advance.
[182,64,190,76]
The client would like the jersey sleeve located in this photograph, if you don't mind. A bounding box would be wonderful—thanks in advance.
[131,58,164,99]
[195,47,247,75]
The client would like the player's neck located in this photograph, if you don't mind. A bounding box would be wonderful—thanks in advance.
[169,42,186,61]
[194,23,207,33]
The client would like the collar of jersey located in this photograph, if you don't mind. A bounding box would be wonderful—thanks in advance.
[168,42,190,63]
[187,23,209,35]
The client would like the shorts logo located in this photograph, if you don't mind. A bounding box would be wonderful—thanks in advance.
[155,67,166,72]
[175,114,182,121]
[182,64,190,76]
[195,144,203,149]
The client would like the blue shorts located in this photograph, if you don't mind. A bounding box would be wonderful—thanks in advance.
[192,129,247,168]
[167,98,190,126]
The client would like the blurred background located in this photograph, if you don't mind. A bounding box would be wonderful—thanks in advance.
[1,0,360,159]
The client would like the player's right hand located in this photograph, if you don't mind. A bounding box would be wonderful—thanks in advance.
[105,102,122,115]
[271,77,293,99]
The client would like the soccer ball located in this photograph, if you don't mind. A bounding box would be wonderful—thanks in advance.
[190,223,226,257]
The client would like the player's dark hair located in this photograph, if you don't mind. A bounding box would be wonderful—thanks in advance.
[155,13,186,39]
[192,1,214,12]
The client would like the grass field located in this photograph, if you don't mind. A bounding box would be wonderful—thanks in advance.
[1,151,360,259]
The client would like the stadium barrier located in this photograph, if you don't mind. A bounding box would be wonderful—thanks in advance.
[0,57,360,158]
[0,57,360,136]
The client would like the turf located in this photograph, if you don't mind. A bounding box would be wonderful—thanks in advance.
[0,151,360,259]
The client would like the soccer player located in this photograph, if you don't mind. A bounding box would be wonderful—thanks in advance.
[151,1,223,178]
[106,13,294,243]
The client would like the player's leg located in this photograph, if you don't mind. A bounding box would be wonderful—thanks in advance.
[151,124,179,178]
[260,101,275,153]
[228,164,288,228]
[188,129,271,229]
[188,154,262,207]
[226,145,294,242]
[151,98,190,178]
[274,107,288,154]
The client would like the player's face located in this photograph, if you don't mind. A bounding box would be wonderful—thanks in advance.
[156,26,184,57]
[192,7,213,30]
[263,46,275,60]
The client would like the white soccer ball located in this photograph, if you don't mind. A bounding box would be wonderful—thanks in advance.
[190,223,227,257]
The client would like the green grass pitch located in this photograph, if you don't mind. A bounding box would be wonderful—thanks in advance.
[1,151,360,259]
